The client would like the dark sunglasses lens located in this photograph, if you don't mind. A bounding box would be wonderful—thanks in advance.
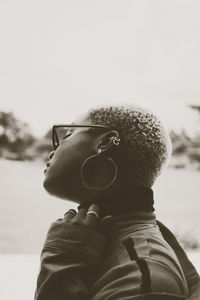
[55,127,69,145]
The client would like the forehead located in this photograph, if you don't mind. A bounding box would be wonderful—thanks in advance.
[72,110,92,126]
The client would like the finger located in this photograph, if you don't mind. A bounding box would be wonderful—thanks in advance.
[63,209,77,222]
[97,215,113,233]
[101,215,113,225]
[78,204,88,211]
[84,204,101,228]
[73,207,87,223]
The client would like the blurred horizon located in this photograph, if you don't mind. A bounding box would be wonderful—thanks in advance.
[1,100,200,138]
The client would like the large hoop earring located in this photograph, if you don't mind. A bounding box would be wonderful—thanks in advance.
[80,150,118,191]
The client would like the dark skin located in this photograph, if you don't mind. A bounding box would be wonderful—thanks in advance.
[43,111,126,229]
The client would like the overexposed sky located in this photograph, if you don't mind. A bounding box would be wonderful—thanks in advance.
[0,0,200,136]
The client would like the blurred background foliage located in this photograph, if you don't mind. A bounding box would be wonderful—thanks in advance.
[0,105,200,169]
[0,111,52,161]
[170,105,200,170]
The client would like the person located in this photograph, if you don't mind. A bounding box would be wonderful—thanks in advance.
[34,104,200,300]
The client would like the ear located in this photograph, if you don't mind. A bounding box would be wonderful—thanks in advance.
[96,130,120,153]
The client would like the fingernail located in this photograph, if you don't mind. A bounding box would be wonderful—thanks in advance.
[89,203,100,212]
[89,203,99,208]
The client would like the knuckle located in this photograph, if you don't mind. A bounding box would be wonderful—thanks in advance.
[71,220,82,226]
[83,219,95,227]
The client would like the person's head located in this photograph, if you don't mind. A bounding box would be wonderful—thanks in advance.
[43,104,172,207]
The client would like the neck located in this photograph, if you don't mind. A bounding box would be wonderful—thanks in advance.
[79,186,154,218]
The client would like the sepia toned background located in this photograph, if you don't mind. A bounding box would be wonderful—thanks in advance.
[0,1,200,299]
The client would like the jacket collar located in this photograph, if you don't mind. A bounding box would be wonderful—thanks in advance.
[92,186,155,218]
[97,210,157,240]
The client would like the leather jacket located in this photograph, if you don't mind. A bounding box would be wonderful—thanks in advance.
[34,211,200,300]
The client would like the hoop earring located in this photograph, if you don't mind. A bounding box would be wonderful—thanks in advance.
[81,150,118,191]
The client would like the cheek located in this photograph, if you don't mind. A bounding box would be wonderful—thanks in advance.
[45,145,81,184]
[43,156,81,198]
[43,138,91,196]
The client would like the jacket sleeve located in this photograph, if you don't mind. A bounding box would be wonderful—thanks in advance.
[157,220,200,300]
[34,220,106,300]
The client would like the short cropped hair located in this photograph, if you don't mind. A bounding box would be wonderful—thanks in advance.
[90,104,172,188]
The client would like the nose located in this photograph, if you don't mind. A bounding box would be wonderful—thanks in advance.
[48,151,55,160]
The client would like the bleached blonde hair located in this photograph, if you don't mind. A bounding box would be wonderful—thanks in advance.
[90,104,172,187]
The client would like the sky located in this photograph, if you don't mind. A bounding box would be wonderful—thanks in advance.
[0,0,200,137]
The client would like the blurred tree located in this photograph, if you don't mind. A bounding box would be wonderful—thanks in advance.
[189,105,200,114]
[28,127,53,161]
[170,129,191,155]
[44,128,52,139]
[0,111,36,158]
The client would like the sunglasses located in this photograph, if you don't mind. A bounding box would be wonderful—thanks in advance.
[52,124,110,150]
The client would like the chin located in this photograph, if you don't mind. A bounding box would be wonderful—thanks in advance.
[43,175,84,204]
[43,177,55,194]
[43,168,65,197]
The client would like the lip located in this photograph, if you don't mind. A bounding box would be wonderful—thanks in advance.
[44,160,50,173]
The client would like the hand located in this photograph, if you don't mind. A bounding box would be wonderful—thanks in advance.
[63,204,101,230]
[62,204,113,232]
